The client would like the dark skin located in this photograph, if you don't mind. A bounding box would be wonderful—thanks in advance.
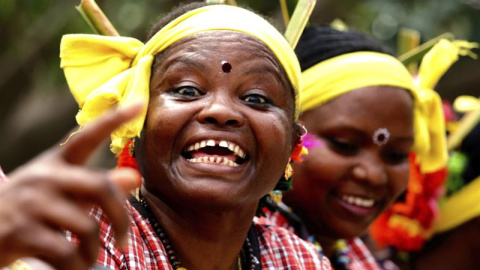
[284,86,414,257]
[134,31,300,269]
[0,104,143,270]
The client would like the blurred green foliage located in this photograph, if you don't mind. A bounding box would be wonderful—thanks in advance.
[0,0,479,172]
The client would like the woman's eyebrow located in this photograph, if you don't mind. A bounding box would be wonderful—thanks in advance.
[165,56,207,71]
[242,65,284,83]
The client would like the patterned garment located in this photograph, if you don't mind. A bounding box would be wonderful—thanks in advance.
[259,207,382,270]
[67,200,332,270]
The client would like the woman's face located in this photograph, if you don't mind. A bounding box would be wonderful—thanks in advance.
[285,86,413,239]
[136,31,296,210]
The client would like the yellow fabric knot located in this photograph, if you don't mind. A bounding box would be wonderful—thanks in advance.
[418,39,478,89]
[60,5,301,154]
[414,39,478,172]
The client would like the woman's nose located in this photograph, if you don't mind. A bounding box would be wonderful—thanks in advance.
[197,94,244,127]
[351,153,388,186]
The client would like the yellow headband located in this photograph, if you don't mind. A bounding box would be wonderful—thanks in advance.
[301,52,415,112]
[60,5,301,154]
[300,39,476,173]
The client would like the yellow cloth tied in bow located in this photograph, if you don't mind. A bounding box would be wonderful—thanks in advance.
[60,5,301,154]
[300,39,477,173]
[414,39,477,172]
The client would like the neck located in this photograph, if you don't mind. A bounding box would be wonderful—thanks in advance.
[314,234,341,258]
[142,187,257,270]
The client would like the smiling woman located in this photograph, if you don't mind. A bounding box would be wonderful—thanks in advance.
[259,25,470,270]
[0,2,333,270]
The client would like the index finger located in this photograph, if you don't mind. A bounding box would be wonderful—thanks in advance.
[59,103,145,165]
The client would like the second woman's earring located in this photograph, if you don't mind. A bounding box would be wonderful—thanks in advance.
[284,163,293,180]
[128,138,135,157]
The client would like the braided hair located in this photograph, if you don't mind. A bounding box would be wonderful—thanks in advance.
[295,25,394,71]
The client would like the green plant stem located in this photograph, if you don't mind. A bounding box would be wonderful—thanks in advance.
[399,33,454,66]
[76,0,119,36]
[284,0,316,48]
[279,0,290,28]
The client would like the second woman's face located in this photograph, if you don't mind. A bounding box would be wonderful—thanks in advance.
[136,31,295,209]
[286,86,414,239]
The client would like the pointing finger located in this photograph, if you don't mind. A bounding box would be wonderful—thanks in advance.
[59,102,145,165]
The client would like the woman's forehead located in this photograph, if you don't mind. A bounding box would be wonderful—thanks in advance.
[157,31,290,83]
[165,31,277,60]
[304,86,414,131]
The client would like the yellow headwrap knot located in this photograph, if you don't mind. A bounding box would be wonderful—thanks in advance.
[417,39,478,89]
[60,5,301,154]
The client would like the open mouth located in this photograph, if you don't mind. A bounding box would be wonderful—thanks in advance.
[341,194,376,208]
[182,139,248,167]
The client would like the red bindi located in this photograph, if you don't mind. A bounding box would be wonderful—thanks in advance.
[221,61,232,73]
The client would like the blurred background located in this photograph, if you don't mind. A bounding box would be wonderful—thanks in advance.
[1,0,479,173]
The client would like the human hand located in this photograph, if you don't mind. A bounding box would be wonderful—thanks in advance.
[0,103,144,270]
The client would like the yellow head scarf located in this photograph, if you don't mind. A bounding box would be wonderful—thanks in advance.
[60,5,301,154]
[300,39,477,173]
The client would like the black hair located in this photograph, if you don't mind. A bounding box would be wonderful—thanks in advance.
[295,25,395,71]
[145,2,209,42]
[460,122,480,183]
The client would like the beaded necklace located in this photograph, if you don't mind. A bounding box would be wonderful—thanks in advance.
[132,191,260,270]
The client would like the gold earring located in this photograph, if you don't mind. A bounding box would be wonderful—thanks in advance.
[128,138,135,157]
[284,163,293,180]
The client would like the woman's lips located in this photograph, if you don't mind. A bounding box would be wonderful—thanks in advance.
[336,194,377,216]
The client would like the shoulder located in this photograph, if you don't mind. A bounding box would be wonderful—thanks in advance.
[256,205,295,233]
[346,237,382,270]
[254,222,332,270]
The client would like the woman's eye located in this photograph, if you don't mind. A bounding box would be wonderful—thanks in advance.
[328,138,357,154]
[243,94,271,105]
[384,151,409,164]
[172,87,202,97]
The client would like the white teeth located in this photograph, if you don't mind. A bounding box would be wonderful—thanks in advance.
[206,140,215,147]
[185,139,247,160]
[342,195,375,208]
[187,156,239,167]
[219,140,229,148]
[238,149,245,159]
[233,145,246,158]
